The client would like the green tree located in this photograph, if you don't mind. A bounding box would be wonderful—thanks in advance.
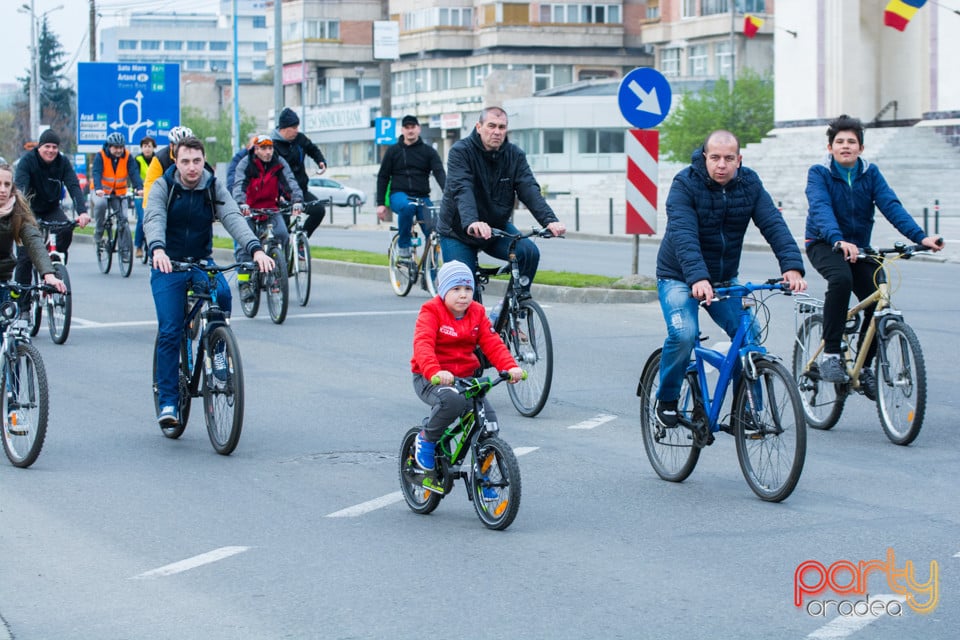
[181,106,257,165]
[0,111,18,163]
[659,70,774,162]
[14,16,76,151]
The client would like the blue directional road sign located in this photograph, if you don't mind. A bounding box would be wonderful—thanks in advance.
[375,117,398,145]
[617,67,672,129]
[77,62,180,153]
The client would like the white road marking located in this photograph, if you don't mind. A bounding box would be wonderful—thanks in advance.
[567,414,617,430]
[805,594,906,639]
[325,446,539,518]
[132,546,251,579]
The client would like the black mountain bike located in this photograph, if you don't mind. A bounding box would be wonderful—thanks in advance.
[25,219,74,345]
[387,199,442,297]
[239,208,289,324]
[152,261,250,455]
[96,193,135,277]
[399,372,523,530]
[475,227,558,417]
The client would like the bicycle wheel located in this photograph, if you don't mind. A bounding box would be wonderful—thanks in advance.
[97,219,114,274]
[294,232,311,306]
[387,234,415,296]
[638,348,700,482]
[1,342,49,468]
[139,239,149,264]
[203,325,244,455]
[423,238,442,297]
[504,298,553,417]
[733,360,806,502]
[239,271,261,318]
[792,313,847,430]
[152,333,190,439]
[47,263,71,345]
[265,246,289,324]
[117,221,133,278]
[471,436,522,530]
[875,320,926,445]
[398,427,443,514]
[27,270,42,338]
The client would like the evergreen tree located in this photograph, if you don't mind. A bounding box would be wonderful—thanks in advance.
[14,16,76,151]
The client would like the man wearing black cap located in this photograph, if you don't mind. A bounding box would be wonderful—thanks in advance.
[376,115,446,259]
[14,129,91,283]
[271,107,328,237]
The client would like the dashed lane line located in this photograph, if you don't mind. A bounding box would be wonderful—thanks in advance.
[567,414,617,430]
[325,446,540,518]
[131,546,251,579]
[805,594,906,639]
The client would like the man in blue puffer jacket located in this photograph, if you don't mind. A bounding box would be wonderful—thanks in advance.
[804,114,942,392]
[654,130,807,428]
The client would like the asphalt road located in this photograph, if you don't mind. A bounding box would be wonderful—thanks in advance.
[0,239,957,639]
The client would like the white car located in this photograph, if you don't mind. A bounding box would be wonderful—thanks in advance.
[307,178,367,208]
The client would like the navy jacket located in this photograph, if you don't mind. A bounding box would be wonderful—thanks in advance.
[438,129,557,245]
[804,157,925,248]
[657,147,804,285]
[270,129,326,192]
[14,149,88,216]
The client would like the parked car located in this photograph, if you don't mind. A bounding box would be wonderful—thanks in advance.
[307,178,367,208]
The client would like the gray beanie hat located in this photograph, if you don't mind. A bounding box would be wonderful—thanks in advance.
[436,260,474,299]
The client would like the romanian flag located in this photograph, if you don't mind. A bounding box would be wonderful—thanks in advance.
[884,0,927,31]
[744,14,765,39]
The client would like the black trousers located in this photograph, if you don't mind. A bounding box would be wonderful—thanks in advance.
[806,241,884,365]
[301,191,326,237]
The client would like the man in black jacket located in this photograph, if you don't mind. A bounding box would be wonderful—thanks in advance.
[376,115,446,258]
[271,107,327,237]
[13,129,91,282]
[437,107,565,295]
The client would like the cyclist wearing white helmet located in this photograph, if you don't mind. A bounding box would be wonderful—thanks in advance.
[91,131,143,248]
[143,125,194,206]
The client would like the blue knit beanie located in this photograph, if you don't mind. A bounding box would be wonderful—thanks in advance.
[436,261,474,299]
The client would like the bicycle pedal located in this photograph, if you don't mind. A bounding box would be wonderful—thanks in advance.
[718,423,734,435]
[421,476,445,495]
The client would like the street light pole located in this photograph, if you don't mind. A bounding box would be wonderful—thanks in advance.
[19,1,64,141]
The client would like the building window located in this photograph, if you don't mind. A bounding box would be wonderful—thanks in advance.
[252,15,266,29]
[210,60,227,72]
[253,42,267,51]
[469,64,489,87]
[438,7,473,27]
[210,41,228,51]
[253,60,267,70]
[141,40,160,51]
[306,19,340,39]
[186,60,206,70]
[682,0,697,18]
[119,40,137,50]
[544,130,564,154]
[661,47,681,77]
[163,41,182,51]
[741,0,767,12]
[688,44,708,76]
[187,41,206,51]
[578,129,624,154]
[715,41,732,78]
[538,3,622,24]
[701,0,730,16]
[534,64,572,92]
[646,0,660,19]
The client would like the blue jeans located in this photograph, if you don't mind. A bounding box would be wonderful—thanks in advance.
[656,278,758,402]
[134,197,145,249]
[151,265,232,410]
[390,192,433,249]
[440,222,540,296]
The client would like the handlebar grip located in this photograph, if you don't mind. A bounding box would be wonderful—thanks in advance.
[430,375,441,385]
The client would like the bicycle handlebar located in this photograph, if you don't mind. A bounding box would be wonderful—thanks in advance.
[37,219,80,231]
[850,238,943,260]
[704,279,791,305]
[0,280,61,296]
[430,370,526,387]
[490,227,563,240]
[169,260,257,274]
[246,205,296,217]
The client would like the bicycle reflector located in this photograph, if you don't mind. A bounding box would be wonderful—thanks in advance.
[0,301,19,321]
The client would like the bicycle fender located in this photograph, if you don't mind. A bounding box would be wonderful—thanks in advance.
[637,348,663,396]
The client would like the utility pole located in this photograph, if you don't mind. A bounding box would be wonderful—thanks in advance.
[29,0,39,141]
[379,0,391,120]
[273,0,282,114]
[89,0,96,61]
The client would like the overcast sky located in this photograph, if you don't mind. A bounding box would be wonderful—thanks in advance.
[6,0,221,86]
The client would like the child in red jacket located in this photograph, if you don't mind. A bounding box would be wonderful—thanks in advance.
[410,260,522,472]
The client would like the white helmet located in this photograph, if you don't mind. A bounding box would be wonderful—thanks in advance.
[168,125,194,144]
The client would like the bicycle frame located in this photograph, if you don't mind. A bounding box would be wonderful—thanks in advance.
[474,227,552,332]
[436,376,503,466]
[182,267,232,395]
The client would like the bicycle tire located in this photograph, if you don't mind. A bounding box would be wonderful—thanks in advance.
[875,320,926,445]
[239,271,261,318]
[398,427,443,514]
[423,238,442,297]
[387,234,415,297]
[1,341,49,468]
[139,240,149,264]
[638,348,701,482]
[27,270,42,338]
[733,360,806,502]
[203,325,244,455]
[792,313,847,430]
[118,220,133,277]
[471,436,522,530]
[185,295,201,341]
[97,218,114,274]
[294,232,311,306]
[47,263,71,345]
[152,333,189,439]
[265,245,289,324]
[504,298,553,417]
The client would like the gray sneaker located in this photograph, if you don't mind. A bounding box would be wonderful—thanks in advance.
[819,357,849,383]
[397,246,412,259]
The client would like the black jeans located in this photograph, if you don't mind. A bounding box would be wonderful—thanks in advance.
[806,241,884,365]
[301,191,326,237]
[16,207,73,285]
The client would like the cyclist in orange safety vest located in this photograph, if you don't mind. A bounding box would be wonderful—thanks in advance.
[92,132,143,248]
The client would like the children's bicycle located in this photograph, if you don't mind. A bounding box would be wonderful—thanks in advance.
[24,219,74,345]
[475,227,558,417]
[637,280,806,502]
[387,199,442,297]
[399,372,523,530]
[792,241,937,445]
[151,261,250,455]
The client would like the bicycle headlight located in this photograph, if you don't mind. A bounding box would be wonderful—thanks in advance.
[0,300,18,321]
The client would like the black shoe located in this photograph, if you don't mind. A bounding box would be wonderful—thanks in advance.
[655,399,678,428]
[859,368,877,401]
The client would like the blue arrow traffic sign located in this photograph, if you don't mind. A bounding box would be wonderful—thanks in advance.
[77,62,181,153]
[617,67,672,129]
[375,117,398,145]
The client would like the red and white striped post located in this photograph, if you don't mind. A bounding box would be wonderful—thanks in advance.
[625,129,658,235]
